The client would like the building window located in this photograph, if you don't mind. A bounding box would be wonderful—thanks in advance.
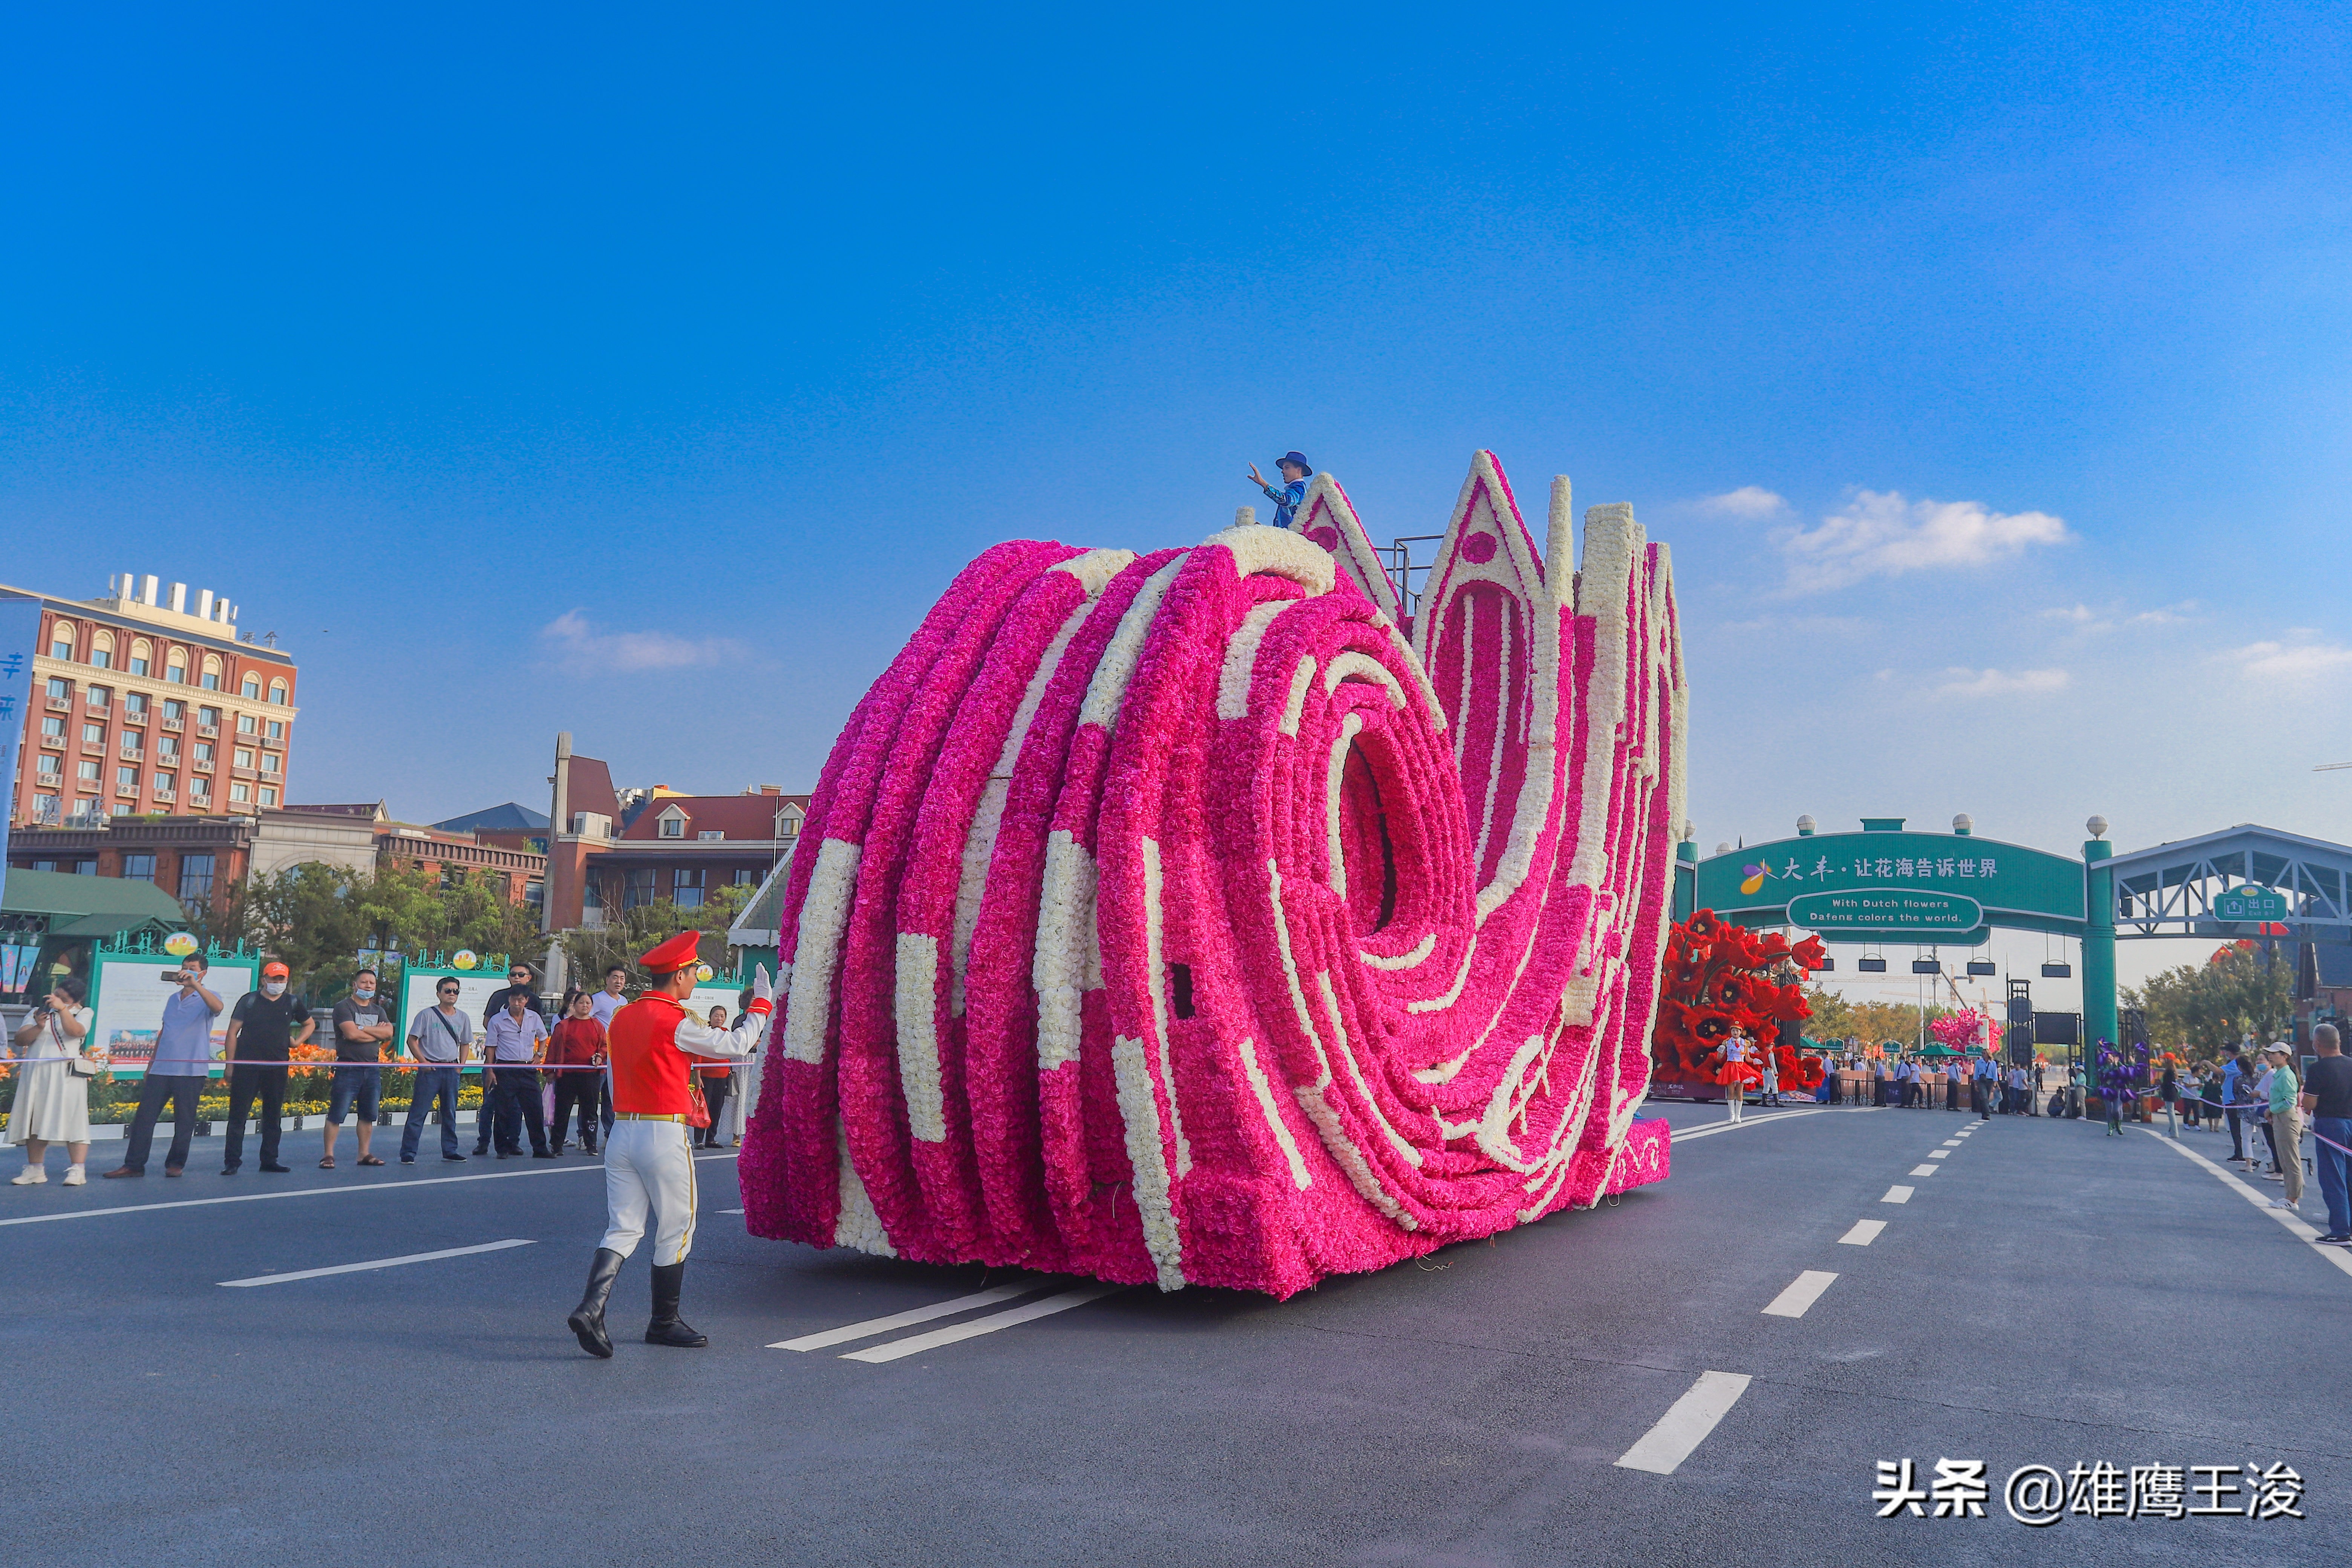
[200,656,220,690]
[260,753,279,775]
[111,802,133,816]
[234,749,255,770]
[31,859,58,872]
[35,753,61,779]
[30,796,58,824]
[259,786,277,806]
[240,673,260,698]
[50,622,75,659]
[188,777,209,801]
[122,853,156,882]
[41,716,64,740]
[129,640,151,676]
[90,632,113,669]
[265,720,283,740]
[117,766,138,789]
[77,760,100,782]
[623,868,657,910]
[86,686,109,710]
[269,678,287,705]
[124,692,148,718]
[198,706,219,731]
[733,868,760,885]
[229,782,250,803]
[75,859,98,874]
[237,713,257,734]
[658,815,683,838]
[524,879,544,909]
[194,742,213,764]
[163,699,184,722]
[121,732,141,758]
[158,736,178,759]
[83,724,104,745]
[672,868,706,910]
[178,853,215,904]
[165,649,186,683]
[44,676,68,699]
[155,772,174,796]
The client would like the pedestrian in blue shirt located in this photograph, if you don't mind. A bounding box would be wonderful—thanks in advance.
[1246,451,1311,529]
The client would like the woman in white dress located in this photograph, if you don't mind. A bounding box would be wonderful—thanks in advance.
[8,976,102,1187]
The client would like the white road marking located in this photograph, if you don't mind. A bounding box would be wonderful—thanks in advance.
[1928,1150,1951,1159]
[2143,1130,2352,1282]
[842,1283,1127,1363]
[1882,1185,1914,1204]
[718,1207,744,1214]
[1909,1164,1939,1177]
[219,1238,533,1287]
[771,1279,1055,1351]
[1941,1139,1963,1147]
[1668,1108,1846,1142]
[0,1161,608,1228]
[1614,1371,1753,1475]
[1838,1219,1886,1245]
[1761,1269,1839,1318]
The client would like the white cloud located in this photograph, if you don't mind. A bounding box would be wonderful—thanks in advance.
[2042,599,2199,633]
[1692,485,1787,520]
[539,610,750,674]
[1776,489,2070,591]
[1935,667,2071,698]
[2226,640,2352,680]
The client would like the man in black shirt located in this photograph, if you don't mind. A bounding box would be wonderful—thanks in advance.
[2300,1022,2352,1244]
[476,962,544,1156]
[222,960,315,1174]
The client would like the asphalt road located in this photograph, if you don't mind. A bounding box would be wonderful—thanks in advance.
[2,1099,2341,1567]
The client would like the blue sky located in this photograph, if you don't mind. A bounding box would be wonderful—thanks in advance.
[4,4,2347,992]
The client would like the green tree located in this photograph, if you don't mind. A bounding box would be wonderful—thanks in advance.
[557,881,755,994]
[2127,943,2294,1058]
[237,861,551,1003]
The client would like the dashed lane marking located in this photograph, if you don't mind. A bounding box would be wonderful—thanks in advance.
[1928,1150,1951,1158]
[1909,1164,1940,1177]
[1838,1219,1885,1245]
[1761,1270,1838,1318]
[220,1238,534,1287]
[1882,1185,1914,1204]
[841,1283,1128,1363]
[1614,1371,1753,1475]
[770,1278,1057,1352]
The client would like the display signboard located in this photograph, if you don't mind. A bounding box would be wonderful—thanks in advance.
[1695,825,2085,938]
[1786,890,1983,936]
[86,946,257,1077]
[2213,887,2289,922]
[398,965,510,1055]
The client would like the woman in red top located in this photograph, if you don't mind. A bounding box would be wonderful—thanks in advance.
[546,989,608,1156]
[690,1003,735,1149]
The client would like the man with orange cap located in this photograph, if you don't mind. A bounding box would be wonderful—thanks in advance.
[566,929,773,1356]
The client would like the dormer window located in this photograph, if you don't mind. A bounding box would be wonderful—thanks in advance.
[657,805,687,839]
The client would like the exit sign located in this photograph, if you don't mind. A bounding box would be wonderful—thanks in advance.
[2214,887,2289,922]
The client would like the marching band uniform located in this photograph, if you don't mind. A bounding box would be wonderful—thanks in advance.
[568,930,773,1356]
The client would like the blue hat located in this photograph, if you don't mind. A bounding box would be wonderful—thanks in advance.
[1279,451,1309,472]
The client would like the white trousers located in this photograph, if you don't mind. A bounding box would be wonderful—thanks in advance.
[600,1119,698,1266]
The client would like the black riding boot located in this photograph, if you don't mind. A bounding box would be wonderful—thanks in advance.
[646,1261,708,1347]
[567,1248,625,1358]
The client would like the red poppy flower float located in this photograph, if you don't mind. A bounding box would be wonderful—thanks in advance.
[1651,911,1827,1094]
[740,452,1688,1296]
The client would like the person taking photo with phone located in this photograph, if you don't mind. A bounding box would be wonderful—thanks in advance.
[8,975,101,1186]
[104,955,222,1179]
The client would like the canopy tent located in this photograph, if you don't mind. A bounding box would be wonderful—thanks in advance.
[0,868,188,996]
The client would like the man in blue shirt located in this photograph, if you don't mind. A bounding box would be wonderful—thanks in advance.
[1246,451,1311,530]
[103,954,224,1179]
[2219,1043,2248,1162]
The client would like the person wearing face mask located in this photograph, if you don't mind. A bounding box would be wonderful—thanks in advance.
[323,968,395,1169]
[103,952,224,1179]
[221,960,314,1175]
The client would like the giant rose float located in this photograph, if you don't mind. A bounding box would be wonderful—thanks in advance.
[740,452,1687,1296]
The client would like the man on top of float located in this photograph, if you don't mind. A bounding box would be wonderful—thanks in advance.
[1245,450,1310,530]
[567,928,774,1357]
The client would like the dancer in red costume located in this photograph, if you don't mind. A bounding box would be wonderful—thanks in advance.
[567,929,773,1356]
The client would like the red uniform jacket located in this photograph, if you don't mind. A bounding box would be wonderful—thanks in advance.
[606,992,769,1116]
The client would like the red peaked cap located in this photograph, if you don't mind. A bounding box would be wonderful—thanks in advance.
[639,929,704,975]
